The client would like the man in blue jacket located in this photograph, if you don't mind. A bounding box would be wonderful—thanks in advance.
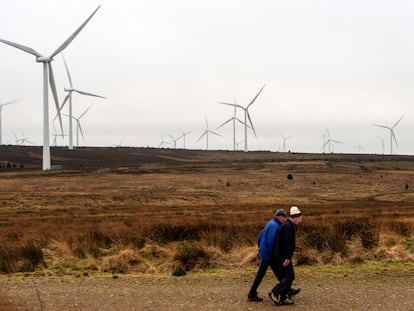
[247,209,287,302]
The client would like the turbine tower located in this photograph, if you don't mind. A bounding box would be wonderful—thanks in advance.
[0,6,101,170]
[58,55,105,150]
[374,115,404,155]
[0,99,20,145]
[218,85,265,152]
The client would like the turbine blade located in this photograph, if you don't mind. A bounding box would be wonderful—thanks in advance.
[0,38,42,57]
[210,130,223,137]
[2,99,21,106]
[50,6,101,58]
[247,111,256,137]
[196,131,207,142]
[79,105,92,119]
[73,89,106,98]
[60,93,71,111]
[218,101,244,109]
[236,117,247,126]
[373,124,391,130]
[321,140,330,150]
[391,130,398,146]
[48,63,63,135]
[62,55,73,88]
[247,84,266,108]
[392,114,404,129]
[78,122,85,141]
[216,118,233,129]
[53,94,71,121]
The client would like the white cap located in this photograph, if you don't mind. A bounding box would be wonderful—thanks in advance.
[290,206,302,218]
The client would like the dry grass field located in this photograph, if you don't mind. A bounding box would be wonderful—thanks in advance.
[1,146,414,309]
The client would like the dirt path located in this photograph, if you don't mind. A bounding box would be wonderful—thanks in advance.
[1,266,414,311]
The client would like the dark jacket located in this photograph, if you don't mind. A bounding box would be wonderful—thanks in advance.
[274,218,296,261]
[257,218,281,260]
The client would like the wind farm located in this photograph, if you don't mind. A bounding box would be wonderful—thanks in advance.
[1,3,414,310]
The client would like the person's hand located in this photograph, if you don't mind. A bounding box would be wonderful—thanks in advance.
[282,259,290,267]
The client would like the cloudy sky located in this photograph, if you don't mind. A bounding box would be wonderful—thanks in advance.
[0,0,413,154]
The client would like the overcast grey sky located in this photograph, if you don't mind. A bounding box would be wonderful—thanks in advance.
[0,0,413,154]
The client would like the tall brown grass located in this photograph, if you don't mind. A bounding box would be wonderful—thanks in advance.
[0,217,412,274]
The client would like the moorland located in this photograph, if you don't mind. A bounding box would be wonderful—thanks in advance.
[0,146,413,310]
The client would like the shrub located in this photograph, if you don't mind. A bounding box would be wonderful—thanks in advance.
[388,220,411,237]
[174,241,209,270]
[0,241,44,273]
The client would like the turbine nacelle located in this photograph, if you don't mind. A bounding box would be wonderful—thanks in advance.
[36,55,52,63]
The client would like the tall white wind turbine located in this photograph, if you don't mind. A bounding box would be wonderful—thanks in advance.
[0,6,101,170]
[218,85,265,152]
[374,115,404,155]
[197,117,222,150]
[0,99,20,145]
[216,100,245,151]
[65,105,93,147]
[59,55,105,150]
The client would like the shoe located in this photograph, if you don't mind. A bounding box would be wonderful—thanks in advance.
[281,297,294,305]
[287,287,301,298]
[268,292,282,305]
[247,294,263,302]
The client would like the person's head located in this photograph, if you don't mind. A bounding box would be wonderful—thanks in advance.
[289,206,303,224]
[274,209,288,224]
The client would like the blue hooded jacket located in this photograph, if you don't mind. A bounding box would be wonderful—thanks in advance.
[257,217,281,260]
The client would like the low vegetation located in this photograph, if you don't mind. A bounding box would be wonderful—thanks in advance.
[0,149,414,275]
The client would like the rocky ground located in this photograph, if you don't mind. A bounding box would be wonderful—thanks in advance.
[1,265,413,311]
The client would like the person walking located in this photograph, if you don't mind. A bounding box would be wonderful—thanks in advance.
[247,209,288,302]
[269,206,303,305]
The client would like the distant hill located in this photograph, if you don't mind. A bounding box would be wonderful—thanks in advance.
[1,145,413,170]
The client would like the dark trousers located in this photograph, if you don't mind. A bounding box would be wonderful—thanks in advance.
[271,261,295,298]
[248,260,278,297]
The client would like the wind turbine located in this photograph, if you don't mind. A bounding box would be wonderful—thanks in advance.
[321,129,343,153]
[0,6,101,170]
[64,105,93,147]
[218,85,265,152]
[167,133,181,149]
[0,99,20,145]
[353,144,365,153]
[376,136,385,155]
[179,129,193,149]
[158,135,171,148]
[216,100,245,151]
[281,135,293,152]
[158,135,172,148]
[196,117,222,150]
[15,131,35,146]
[58,55,105,150]
[374,115,404,155]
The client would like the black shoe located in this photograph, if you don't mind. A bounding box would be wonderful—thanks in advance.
[268,292,282,305]
[247,294,263,302]
[287,287,301,298]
